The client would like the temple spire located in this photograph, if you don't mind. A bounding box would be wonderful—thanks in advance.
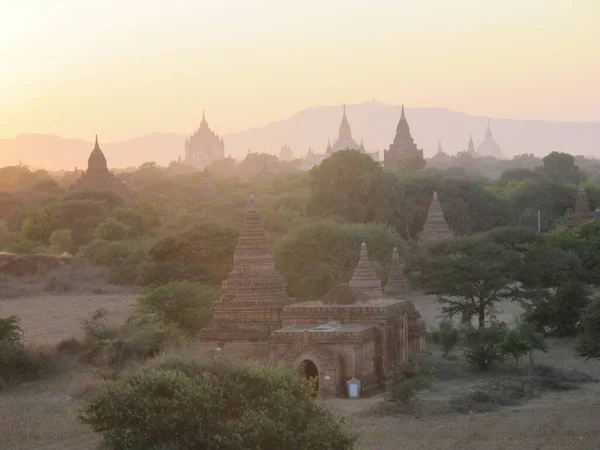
[437,140,442,154]
[349,242,383,299]
[94,134,99,149]
[401,104,406,120]
[384,247,408,298]
[420,191,452,242]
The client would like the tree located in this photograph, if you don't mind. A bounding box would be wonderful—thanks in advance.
[576,297,600,360]
[409,229,537,328]
[306,150,384,224]
[49,229,74,253]
[463,323,506,371]
[275,220,402,300]
[501,327,530,367]
[397,153,426,172]
[94,217,131,241]
[133,281,219,336]
[537,151,585,185]
[20,208,55,244]
[548,220,600,286]
[522,280,590,336]
[431,320,460,356]
[79,358,356,450]
[137,222,237,286]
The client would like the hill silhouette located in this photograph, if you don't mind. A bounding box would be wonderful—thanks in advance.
[2,101,599,170]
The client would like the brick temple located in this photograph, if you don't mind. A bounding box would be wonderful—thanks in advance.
[71,136,129,198]
[199,195,427,397]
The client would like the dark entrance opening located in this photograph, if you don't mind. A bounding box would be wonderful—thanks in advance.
[298,359,319,395]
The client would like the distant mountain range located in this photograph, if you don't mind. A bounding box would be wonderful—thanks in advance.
[2,101,599,170]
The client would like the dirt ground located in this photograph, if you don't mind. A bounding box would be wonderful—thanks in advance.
[1,293,599,450]
[0,294,136,344]
[327,342,600,450]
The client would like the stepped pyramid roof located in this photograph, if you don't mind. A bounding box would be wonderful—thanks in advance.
[384,247,408,298]
[421,191,452,242]
[199,195,290,342]
[220,195,289,303]
[349,242,383,298]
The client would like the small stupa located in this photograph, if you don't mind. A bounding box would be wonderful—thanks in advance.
[349,242,383,299]
[569,187,594,228]
[384,247,408,298]
[420,191,452,242]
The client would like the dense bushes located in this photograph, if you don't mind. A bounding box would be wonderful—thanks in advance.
[137,223,237,286]
[62,308,180,369]
[275,220,403,300]
[133,281,219,336]
[576,297,600,360]
[0,313,58,388]
[79,358,356,450]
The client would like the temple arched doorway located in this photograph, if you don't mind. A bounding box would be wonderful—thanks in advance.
[298,359,319,395]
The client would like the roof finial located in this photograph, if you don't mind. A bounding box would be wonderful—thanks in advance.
[401,104,406,120]
[487,118,491,130]
[94,134,99,149]
[343,104,346,117]
[438,140,442,153]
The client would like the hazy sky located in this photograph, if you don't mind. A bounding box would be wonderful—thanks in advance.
[1,0,599,141]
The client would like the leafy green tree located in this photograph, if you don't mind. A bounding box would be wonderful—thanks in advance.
[499,167,542,183]
[576,297,600,360]
[206,156,237,177]
[397,152,426,172]
[20,208,55,244]
[515,322,548,364]
[137,222,237,286]
[548,221,600,285]
[409,229,538,328]
[79,358,356,450]
[275,220,402,300]
[46,199,114,247]
[133,281,219,336]
[501,328,530,367]
[537,151,585,185]
[463,323,506,371]
[94,218,131,241]
[431,320,460,356]
[0,313,23,344]
[306,150,385,225]
[522,281,590,336]
[49,229,74,253]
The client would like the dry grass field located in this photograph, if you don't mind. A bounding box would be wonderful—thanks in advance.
[1,292,599,450]
[0,293,136,344]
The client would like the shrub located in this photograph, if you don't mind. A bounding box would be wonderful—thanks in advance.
[386,377,430,405]
[0,314,59,388]
[523,280,590,336]
[576,297,600,360]
[137,223,237,286]
[49,228,74,253]
[463,323,506,371]
[75,309,180,369]
[450,379,531,413]
[133,281,218,336]
[500,328,530,367]
[431,320,460,356]
[79,358,356,450]
[0,314,23,343]
[385,356,432,405]
[44,274,74,293]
